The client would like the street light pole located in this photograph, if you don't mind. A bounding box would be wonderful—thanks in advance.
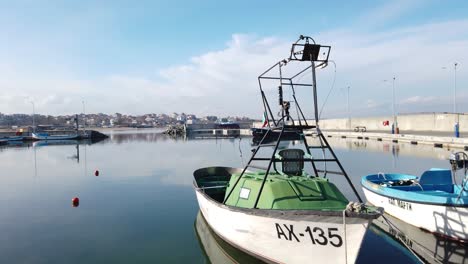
[82,100,86,129]
[454,62,458,113]
[30,101,35,133]
[347,86,350,130]
[392,77,397,133]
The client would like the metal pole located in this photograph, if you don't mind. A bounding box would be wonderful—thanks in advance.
[392,77,396,132]
[82,100,86,129]
[311,61,319,125]
[454,62,458,113]
[31,101,35,133]
[347,86,350,130]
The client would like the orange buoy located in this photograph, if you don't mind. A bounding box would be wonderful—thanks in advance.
[72,197,80,207]
[94,170,99,176]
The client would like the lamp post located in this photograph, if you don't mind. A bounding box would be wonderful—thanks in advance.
[454,62,458,113]
[392,77,397,134]
[454,63,460,137]
[82,100,86,129]
[30,101,35,133]
[443,63,460,137]
[383,78,397,134]
[347,86,351,130]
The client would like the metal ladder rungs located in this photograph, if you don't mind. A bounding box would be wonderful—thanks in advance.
[317,169,345,176]
[308,145,329,149]
[310,158,337,162]
[247,164,269,170]
[257,143,277,147]
[250,157,272,161]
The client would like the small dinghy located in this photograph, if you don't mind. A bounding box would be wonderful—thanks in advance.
[361,152,468,242]
[193,36,382,264]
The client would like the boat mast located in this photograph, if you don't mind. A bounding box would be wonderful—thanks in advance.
[226,35,364,205]
[311,60,319,128]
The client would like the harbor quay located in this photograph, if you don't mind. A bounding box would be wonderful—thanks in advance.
[248,112,468,149]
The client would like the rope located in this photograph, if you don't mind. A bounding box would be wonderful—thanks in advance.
[319,60,337,119]
[342,208,348,264]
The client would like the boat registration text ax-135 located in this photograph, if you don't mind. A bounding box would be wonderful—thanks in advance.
[193,35,382,264]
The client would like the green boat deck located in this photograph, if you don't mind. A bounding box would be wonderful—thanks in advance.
[197,171,349,211]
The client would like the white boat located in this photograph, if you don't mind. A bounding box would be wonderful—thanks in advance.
[361,152,468,242]
[193,36,382,264]
[32,132,79,140]
[194,167,381,264]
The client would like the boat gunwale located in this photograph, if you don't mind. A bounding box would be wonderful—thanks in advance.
[361,176,468,208]
[194,167,382,220]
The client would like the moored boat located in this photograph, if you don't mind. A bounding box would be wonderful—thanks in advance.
[32,132,79,141]
[2,136,24,141]
[251,127,301,145]
[193,35,382,264]
[361,152,468,242]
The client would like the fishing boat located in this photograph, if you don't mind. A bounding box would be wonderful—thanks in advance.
[6,136,24,141]
[0,131,25,142]
[32,132,79,141]
[251,127,301,145]
[193,35,382,264]
[361,152,468,242]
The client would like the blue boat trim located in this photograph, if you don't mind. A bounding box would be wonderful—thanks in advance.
[361,183,467,208]
[361,170,468,208]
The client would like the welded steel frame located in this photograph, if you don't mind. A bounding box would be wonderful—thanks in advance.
[224,36,363,207]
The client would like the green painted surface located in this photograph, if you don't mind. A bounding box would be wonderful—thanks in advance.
[222,172,349,210]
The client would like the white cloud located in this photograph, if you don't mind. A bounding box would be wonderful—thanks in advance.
[1,17,468,117]
[400,95,437,104]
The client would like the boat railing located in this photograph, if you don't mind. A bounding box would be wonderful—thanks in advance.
[196,185,227,191]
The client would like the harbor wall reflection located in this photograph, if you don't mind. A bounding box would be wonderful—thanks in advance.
[372,214,467,264]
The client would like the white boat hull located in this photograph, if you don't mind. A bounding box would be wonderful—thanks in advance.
[32,133,78,140]
[196,191,372,264]
[362,188,468,241]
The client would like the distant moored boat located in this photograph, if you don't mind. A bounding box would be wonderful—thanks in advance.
[32,132,79,141]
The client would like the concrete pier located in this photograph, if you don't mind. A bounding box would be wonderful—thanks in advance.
[321,131,468,149]
[318,113,467,134]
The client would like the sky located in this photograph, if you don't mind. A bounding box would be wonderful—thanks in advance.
[1,0,467,118]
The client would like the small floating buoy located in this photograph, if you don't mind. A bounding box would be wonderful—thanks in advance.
[94,170,99,176]
[72,197,80,207]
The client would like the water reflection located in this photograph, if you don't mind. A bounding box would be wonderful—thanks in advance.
[320,136,458,160]
[0,130,466,264]
[372,214,467,263]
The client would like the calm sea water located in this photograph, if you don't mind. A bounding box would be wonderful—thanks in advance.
[0,129,465,263]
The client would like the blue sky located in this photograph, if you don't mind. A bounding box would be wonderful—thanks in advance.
[1,0,467,118]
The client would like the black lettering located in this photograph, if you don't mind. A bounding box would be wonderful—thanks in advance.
[305,226,316,244]
[275,223,288,240]
[283,224,300,242]
[328,228,343,247]
[313,227,328,245]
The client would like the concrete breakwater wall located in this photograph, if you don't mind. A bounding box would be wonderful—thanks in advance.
[314,113,467,132]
